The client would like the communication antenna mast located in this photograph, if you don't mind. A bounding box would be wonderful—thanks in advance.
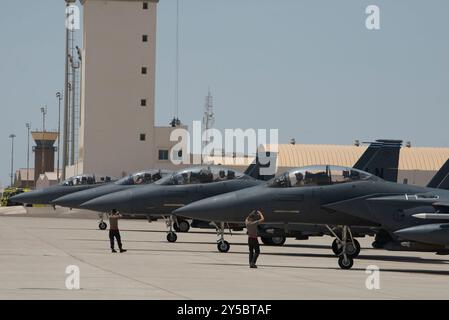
[170,0,181,127]
[202,89,215,158]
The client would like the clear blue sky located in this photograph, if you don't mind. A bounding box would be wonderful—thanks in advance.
[1,0,449,187]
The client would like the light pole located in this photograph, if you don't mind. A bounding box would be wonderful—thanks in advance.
[25,123,31,188]
[56,92,62,182]
[9,134,16,188]
[68,54,80,166]
[40,106,48,175]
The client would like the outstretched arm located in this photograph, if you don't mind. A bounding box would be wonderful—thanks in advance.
[258,211,265,223]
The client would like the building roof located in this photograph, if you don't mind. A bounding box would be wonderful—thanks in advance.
[262,144,449,172]
[15,168,35,182]
[38,172,60,182]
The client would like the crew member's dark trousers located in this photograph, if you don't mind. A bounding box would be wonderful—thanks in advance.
[109,230,123,250]
[248,237,260,265]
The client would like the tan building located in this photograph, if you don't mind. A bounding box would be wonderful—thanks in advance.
[14,169,35,189]
[71,0,180,179]
[36,172,60,190]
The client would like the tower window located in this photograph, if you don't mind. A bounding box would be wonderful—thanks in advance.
[143,2,149,10]
[142,35,148,42]
[141,99,147,107]
[140,134,146,141]
[159,150,169,161]
[141,67,147,75]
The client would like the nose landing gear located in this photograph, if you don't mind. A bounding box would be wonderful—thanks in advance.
[327,225,359,269]
[98,213,107,230]
[165,215,178,243]
[217,222,230,253]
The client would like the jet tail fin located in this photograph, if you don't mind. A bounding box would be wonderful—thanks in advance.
[354,139,402,182]
[427,158,449,190]
[244,153,277,181]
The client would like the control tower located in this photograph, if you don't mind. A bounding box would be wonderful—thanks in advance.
[32,131,58,182]
[75,0,159,177]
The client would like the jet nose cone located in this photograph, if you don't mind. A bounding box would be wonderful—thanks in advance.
[174,192,248,223]
[81,191,134,213]
[10,191,41,205]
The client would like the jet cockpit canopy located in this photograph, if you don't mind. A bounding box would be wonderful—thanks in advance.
[155,166,249,185]
[60,174,113,186]
[115,170,172,186]
[268,165,376,188]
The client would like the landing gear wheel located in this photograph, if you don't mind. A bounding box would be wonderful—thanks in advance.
[167,232,177,243]
[99,222,107,230]
[217,240,230,253]
[261,237,274,245]
[346,239,361,258]
[177,220,190,233]
[271,236,286,246]
[338,256,354,270]
[332,239,342,256]
[332,239,360,258]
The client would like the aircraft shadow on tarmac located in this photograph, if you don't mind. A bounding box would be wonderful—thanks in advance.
[195,262,449,276]
[64,236,449,266]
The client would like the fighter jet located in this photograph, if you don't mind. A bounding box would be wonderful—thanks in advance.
[9,174,114,206]
[174,163,449,269]
[80,166,262,246]
[51,170,172,230]
[256,139,402,246]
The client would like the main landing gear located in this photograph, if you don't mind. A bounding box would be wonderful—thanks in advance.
[261,236,287,246]
[164,215,191,243]
[326,225,360,270]
[174,219,191,233]
[216,222,230,253]
[98,213,108,230]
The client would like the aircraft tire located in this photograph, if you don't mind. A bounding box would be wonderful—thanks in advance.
[167,232,178,243]
[99,222,108,230]
[217,240,230,253]
[271,236,286,246]
[332,239,342,256]
[261,237,274,245]
[347,239,361,258]
[177,220,190,233]
[338,256,354,270]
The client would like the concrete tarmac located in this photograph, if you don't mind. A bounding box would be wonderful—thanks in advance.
[0,213,449,300]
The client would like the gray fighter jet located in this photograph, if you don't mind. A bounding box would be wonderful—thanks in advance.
[51,170,172,230]
[256,139,402,245]
[174,163,449,269]
[9,174,114,206]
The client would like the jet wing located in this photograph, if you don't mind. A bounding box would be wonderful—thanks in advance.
[321,195,384,225]
[323,194,449,225]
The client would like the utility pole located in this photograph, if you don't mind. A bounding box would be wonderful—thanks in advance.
[68,54,80,166]
[62,0,72,181]
[40,106,48,175]
[25,123,31,188]
[56,92,62,182]
[9,134,16,188]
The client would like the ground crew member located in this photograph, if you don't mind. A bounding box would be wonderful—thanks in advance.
[245,210,265,268]
[109,209,127,253]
